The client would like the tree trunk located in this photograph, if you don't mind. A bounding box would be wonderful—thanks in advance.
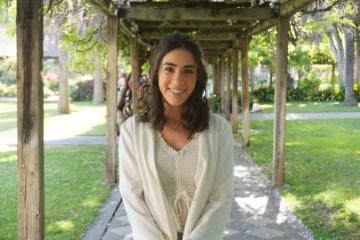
[57,44,70,114]
[343,27,357,106]
[93,47,104,104]
[328,24,345,87]
[355,38,360,85]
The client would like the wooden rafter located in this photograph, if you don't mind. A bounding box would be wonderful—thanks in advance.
[141,31,238,41]
[118,7,274,22]
[200,41,233,50]
[133,20,249,30]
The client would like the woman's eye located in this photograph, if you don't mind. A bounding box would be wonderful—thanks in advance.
[184,69,194,74]
[164,67,174,72]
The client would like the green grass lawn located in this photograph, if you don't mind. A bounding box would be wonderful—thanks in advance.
[0,146,113,240]
[0,102,106,136]
[237,119,360,239]
[259,101,360,113]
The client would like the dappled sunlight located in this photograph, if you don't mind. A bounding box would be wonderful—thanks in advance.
[47,220,75,233]
[345,198,360,215]
[82,197,99,208]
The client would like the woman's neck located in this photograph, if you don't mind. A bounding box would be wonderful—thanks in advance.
[163,102,182,123]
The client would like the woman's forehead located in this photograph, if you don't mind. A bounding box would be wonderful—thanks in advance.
[161,48,196,66]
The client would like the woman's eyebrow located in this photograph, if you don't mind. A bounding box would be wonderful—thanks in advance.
[183,65,195,69]
[162,62,176,67]
[162,62,195,69]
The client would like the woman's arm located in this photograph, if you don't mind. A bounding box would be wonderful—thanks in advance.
[187,122,234,240]
[119,124,166,240]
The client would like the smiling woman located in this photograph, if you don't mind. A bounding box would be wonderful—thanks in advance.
[119,33,234,240]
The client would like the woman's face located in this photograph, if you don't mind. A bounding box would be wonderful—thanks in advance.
[158,48,197,108]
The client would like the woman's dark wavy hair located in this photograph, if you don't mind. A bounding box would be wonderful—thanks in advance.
[137,32,209,137]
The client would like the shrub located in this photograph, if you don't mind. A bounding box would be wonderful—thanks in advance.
[70,80,93,101]
[0,84,16,97]
[252,87,274,103]
[209,93,221,112]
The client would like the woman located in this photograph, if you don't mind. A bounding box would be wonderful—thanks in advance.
[119,33,234,240]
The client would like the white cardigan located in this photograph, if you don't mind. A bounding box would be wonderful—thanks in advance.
[119,113,234,240]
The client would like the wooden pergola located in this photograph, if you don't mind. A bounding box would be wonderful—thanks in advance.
[17,0,316,239]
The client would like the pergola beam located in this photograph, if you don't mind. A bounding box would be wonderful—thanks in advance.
[134,21,249,30]
[200,41,233,50]
[86,0,117,16]
[141,31,237,41]
[118,7,273,22]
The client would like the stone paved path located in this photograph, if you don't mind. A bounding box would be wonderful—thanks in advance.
[82,140,313,240]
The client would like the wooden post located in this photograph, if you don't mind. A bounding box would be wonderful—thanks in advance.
[225,50,232,121]
[220,56,226,114]
[106,16,118,183]
[17,0,44,239]
[231,47,239,133]
[213,61,221,96]
[130,37,140,113]
[273,17,289,186]
[240,39,250,147]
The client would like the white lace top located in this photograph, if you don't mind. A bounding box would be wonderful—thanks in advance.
[155,132,199,233]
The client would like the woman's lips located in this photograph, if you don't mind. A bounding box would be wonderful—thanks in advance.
[168,88,185,95]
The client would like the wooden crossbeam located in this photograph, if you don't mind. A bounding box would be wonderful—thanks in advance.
[141,31,237,41]
[129,1,255,8]
[134,21,249,30]
[86,0,117,16]
[200,41,233,50]
[118,7,273,21]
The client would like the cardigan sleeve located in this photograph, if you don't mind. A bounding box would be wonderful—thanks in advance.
[187,122,234,240]
[119,124,166,240]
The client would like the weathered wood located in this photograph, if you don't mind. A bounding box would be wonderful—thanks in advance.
[231,48,239,133]
[86,0,117,16]
[205,49,230,55]
[141,31,237,41]
[17,0,44,239]
[273,17,289,186]
[213,61,221,97]
[130,37,140,113]
[137,21,248,30]
[119,7,273,22]
[220,56,226,114]
[240,40,250,147]
[106,16,118,183]
[226,50,232,121]
[58,44,70,113]
[200,41,233,50]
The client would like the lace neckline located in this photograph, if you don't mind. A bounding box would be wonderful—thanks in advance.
[157,132,199,154]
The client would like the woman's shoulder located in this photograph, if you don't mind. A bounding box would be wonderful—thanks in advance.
[121,115,150,134]
[209,112,231,131]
